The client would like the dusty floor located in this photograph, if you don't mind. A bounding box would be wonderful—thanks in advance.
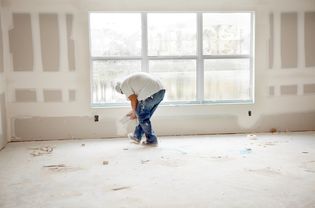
[0,132,315,208]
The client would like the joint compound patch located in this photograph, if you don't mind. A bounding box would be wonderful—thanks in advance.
[29,146,54,156]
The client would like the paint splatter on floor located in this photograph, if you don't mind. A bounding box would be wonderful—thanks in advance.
[246,167,281,176]
[240,148,252,155]
[112,186,130,191]
[43,164,81,172]
[141,160,150,164]
[29,146,54,156]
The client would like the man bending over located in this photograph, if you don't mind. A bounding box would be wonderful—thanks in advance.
[115,72,165,146]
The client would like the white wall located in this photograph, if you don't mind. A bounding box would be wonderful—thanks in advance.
[1,0,315,141]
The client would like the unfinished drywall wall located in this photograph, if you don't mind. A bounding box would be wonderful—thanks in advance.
[9,13,33,71]
[15,89,36,102]
[305,12,315,67]
[43,89,62,102]
[281,12,298,69]
[0,15,3,73]
[69,89,76,101]
[39,13,60,71]
[0,0,314,141]
[0,93,7,148]
[280,85,298,96]
[66,14,75,71]
[269,13,273,69]
[304,84,315,94]
[269,86,275,96]
[0,1,7,149]
[14,116,117,140]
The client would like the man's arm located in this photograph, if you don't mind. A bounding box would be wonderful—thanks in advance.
[127,94,138,120]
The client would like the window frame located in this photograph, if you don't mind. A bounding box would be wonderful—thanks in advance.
[89,11,255,107]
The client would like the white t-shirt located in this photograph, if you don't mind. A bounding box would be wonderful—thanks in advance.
[120,72,164,101]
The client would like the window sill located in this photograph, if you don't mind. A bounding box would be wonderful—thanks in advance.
[91,100,254,109]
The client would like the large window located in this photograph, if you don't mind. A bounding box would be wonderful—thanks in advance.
[89,12,254,106]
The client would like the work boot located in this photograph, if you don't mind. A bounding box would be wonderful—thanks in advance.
[128,133,140,144]
[141,140,158,147]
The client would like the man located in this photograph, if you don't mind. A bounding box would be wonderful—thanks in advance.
[115,72,165,146]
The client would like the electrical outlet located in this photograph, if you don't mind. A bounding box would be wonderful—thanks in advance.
[248,111,252,116]
[94,115,99,122]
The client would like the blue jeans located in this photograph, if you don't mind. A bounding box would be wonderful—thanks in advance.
[134,89,165,144]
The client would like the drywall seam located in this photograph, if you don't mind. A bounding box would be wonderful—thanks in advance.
[297,12,305,69]
[281,12,298,68]
[62,88,68,102]
[274,85,280,96]
[31,13,42,72]
[305,12,315,67]
[5,72,84,88]
[36,88,43,102]
[12,112,315,141]
[66,14,75,71]
[6,84,14,102]
[59,13,68,72]
[297,83,303,96]
[9,13,34,71]
[39,13,60,71]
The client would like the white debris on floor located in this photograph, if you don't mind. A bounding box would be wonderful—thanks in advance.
[29,146,54,156]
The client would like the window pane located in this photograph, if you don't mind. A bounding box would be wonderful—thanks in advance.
[148,13,196,56]
[149,60,196,101]
[204,59,251,101]
[89,13,141,57]
[203,13,251,55]
[92,60,141,104]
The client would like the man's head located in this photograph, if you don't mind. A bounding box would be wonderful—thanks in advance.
[114,81,123,94]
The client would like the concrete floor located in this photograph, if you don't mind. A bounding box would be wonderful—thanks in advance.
[0,132,315,208]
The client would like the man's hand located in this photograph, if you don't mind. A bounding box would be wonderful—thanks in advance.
[128,94,138,120]
[127,110,137,120]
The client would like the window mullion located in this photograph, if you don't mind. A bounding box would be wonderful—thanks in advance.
[196,12,204,102]
[148,56,197,60]
[141,12,149,72]
[202,55,251,59]
[250,12,255,103]
[92,56,141,61]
